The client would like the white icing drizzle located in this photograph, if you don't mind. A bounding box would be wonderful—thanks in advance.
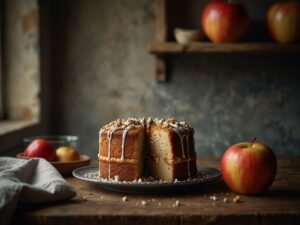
[121,124,135,160]
[107,126,123,179]
[99,131,102,176]
[185,135,191,177]
[101,118,144,179]
[152,118,194,178]
[168,121,192,177]
[169,123,190,159]
[146,117,152,129]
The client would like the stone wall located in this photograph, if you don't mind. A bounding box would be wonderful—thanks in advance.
[50,0,300,158]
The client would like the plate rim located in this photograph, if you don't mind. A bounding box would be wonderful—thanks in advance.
[72,165,221,187]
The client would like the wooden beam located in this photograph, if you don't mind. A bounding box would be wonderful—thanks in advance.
[149,42,300,54]
[154,0,168,82]
[155,56,167,82]
[155,0,167,42]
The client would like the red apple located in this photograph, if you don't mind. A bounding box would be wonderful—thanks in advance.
[201,1,250,43]
[24,139,58,162]
[221,140,277,195]
[267,1,300,43]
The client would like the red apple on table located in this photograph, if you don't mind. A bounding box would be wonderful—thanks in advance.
[267,1,300,43]
[201,0,250,43]
[221,139,277,195]
[24,139,58,162]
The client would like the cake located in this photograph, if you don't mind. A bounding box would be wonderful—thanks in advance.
[98,118,197,181]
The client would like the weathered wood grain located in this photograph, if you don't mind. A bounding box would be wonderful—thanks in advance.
[12,157,300,225]
[149,42,300,54]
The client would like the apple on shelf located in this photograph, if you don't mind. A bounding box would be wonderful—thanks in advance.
[221,138,277,195]
[267,0,300,43]
[201,0,250,43]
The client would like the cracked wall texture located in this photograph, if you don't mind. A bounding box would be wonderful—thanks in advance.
[51,0,300,158]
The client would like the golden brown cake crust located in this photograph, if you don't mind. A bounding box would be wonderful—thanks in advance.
[99,128,143,160]
[100,160,140,181]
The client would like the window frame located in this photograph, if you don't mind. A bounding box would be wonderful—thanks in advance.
[0,0,51,156]
[0,0,4,120]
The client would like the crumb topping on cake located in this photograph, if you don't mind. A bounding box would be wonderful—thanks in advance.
[99,117,193,133]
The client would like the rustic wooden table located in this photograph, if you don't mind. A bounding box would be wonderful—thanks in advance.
[12,157,300,225]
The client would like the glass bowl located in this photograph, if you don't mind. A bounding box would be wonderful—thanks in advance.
[18,135,91,176]
[23,135,79,151]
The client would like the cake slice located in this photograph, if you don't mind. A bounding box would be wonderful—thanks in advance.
[99,119,144,181]
[145,118,197,181]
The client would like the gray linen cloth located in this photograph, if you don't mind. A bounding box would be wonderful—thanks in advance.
[0,157,76,225]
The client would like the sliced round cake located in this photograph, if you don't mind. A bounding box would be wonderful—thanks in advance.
[99,118,197,181]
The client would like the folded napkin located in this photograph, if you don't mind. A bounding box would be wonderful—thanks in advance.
[0,157,76,225]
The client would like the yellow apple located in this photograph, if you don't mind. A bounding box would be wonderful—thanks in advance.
[56,146,80,162]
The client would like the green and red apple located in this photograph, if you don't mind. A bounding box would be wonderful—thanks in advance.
[267,1,300,43]
[221,140,277,195]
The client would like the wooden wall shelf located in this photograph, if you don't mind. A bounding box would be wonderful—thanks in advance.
[149,42,300,54]
[150,0,300,82]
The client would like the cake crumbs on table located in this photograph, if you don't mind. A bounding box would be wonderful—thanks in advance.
[223,197,228,203]
[233,195,241,203]
[158,202,161,206]
[122,196,128,202]
[82,196,88,201]
[172,200,180,207]
[114,175,120,181]
[141,200,147,206]
[209,196,217,201]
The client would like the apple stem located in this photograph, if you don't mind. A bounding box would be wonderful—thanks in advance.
[251,137,257,147]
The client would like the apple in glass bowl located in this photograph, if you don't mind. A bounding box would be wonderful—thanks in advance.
[221,139,277,195]
[18,135,90,175]
[56,146,80,162]
[23,139,58,162]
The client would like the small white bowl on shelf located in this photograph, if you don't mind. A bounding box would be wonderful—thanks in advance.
[174,28,203,44]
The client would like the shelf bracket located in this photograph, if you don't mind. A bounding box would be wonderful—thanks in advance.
[155,55,167,82]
